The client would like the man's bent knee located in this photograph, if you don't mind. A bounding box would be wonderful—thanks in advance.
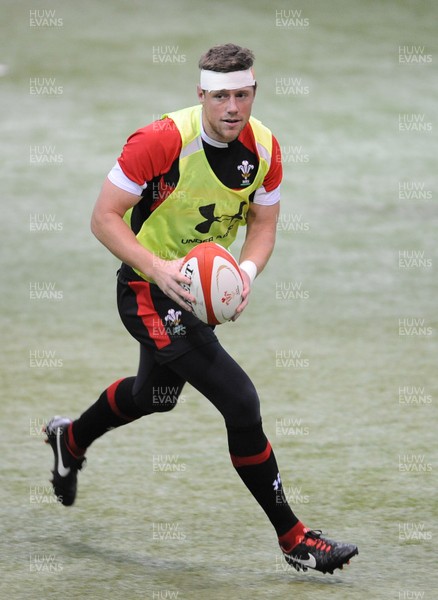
[133,386,180,414]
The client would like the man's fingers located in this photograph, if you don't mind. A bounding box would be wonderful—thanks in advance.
[230,283,250,321]
[162,277,196,310]
[165,285,193,311]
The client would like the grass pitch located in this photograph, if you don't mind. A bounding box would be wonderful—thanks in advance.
[1,1,437,598]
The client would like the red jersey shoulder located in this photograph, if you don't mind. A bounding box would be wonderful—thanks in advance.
[264,135,282,192]
[117,118,182,186]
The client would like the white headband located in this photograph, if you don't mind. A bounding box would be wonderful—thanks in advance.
[200,68,256,92]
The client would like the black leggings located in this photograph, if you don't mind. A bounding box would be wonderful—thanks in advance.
[132,341,261,428]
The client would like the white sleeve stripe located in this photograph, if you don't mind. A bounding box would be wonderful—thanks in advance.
[107,162,147,195]
[253,184,280,206]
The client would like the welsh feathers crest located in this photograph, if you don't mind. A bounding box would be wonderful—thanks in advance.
[237,160,254,181]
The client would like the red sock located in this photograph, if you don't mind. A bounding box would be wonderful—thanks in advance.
[278,521,307,552]
[65,423,86,459]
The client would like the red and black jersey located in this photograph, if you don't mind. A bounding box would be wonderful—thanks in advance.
[108,116,282,220]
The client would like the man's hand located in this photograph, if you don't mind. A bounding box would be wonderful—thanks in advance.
[231,270,251,321]
[231,202,279,321]
[150,257,196,312]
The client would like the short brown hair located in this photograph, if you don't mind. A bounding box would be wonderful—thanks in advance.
[198,43,255,73]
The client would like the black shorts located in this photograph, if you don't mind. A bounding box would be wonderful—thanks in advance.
[117,263,217,364]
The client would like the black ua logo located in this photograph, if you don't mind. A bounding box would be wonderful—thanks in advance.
[195,202,246,234]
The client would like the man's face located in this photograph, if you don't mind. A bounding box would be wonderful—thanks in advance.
[197,85,256,143]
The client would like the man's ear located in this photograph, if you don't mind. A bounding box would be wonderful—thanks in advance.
[197,85,205,103]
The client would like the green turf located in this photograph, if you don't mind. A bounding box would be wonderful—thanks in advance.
[1,0,437,598]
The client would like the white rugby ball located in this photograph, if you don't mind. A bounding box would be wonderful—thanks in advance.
[180,242,244,324]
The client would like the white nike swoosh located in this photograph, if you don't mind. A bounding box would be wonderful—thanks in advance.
[56,427,71,477]
[290,554,317,568]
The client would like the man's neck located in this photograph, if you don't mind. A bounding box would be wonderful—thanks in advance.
[200,114,229,148]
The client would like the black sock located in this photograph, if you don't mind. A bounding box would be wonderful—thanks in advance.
[71,377,145,450]
[227,420,300,537]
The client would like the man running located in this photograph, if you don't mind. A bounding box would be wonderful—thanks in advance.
[45,43,358,575]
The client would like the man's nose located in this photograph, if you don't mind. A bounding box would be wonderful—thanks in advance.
[226,95,238,112]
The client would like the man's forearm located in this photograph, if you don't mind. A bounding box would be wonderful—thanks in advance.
[91,206,157,278]
[239,202,279,277]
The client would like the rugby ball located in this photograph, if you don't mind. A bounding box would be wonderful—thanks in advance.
[180,242,244,325]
